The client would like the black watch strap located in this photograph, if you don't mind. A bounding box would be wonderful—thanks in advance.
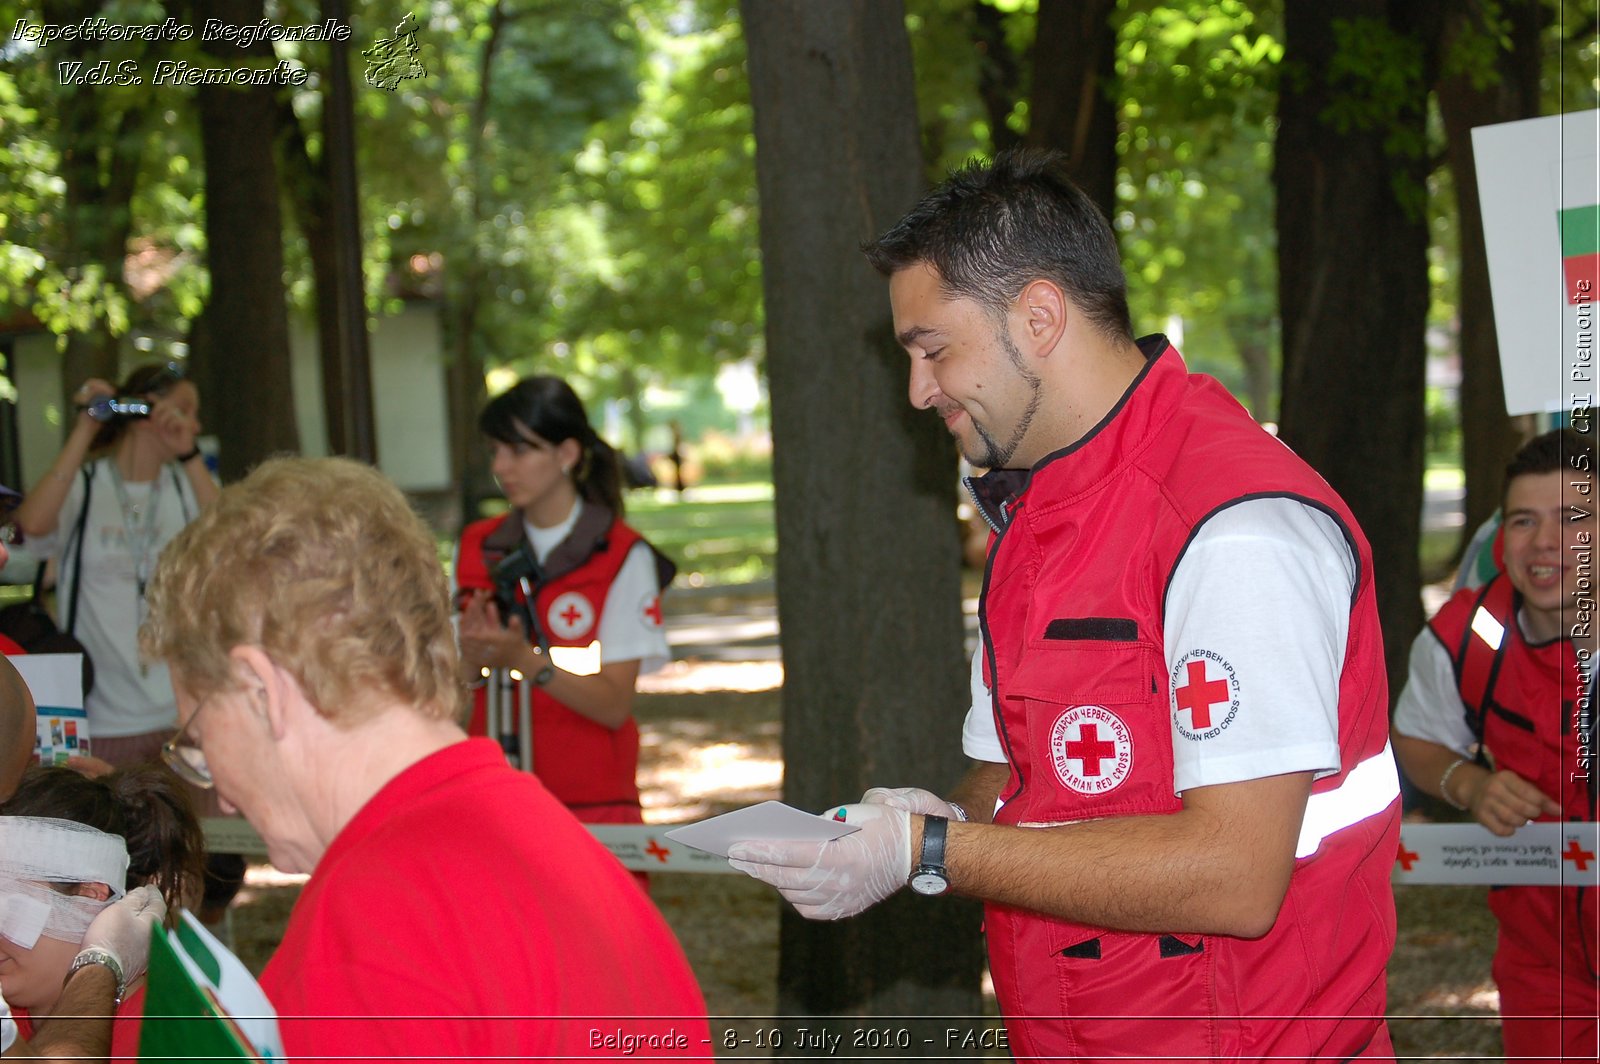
[921,814,948,868]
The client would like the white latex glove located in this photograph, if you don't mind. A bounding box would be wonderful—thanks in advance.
[80,885,168,983]
[728,802,912,921]
[862,786,958,818]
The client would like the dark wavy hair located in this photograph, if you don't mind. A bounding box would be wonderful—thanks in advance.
[92,360,190,451]
[862,148,1132,342]
[0,763,204,925]
[1504,427,1595,505]
[479,376,625,517]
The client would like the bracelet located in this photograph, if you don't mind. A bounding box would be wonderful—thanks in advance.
[1438,758,1471,811]
[67,945,127,1007]
[176,446,202,463]
[946,801,969,823]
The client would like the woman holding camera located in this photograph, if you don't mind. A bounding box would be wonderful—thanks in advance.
[454,377,674,838]
[14,363,217,764]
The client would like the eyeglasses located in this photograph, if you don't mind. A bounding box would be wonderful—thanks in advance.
[161,696,213,788]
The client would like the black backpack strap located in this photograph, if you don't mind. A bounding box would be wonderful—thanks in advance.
[1445,574,1515,753]
[171,462,193,522]
[63,463,94,636]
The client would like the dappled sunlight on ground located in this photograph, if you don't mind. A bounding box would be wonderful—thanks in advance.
[641,659,783,693]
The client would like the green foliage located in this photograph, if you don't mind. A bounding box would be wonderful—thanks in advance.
[1115,0,1282,416]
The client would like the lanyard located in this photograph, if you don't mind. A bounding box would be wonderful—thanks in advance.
[106,459,165,600]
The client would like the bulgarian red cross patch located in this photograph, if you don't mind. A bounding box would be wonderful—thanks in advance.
[1170,650,1241,741]
[1049,705,1133,794]
[638,591,663,628]
[547,591,596,640]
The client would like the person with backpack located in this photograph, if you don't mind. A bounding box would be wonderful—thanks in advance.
[12,363,216,766]
[1394,427,1597,1062]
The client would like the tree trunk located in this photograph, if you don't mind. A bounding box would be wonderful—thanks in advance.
[1025,0,1119,223]
[742,0,982,1029]
[972,0,1023,154]
[1276,0,1438,705]
[192,0,300,479]
[54,0,146,403]
[1437,0,1544,547]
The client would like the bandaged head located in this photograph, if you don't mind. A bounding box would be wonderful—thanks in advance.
[0,816,128,948]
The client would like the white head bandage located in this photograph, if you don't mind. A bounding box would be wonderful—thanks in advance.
[0,817,128,948]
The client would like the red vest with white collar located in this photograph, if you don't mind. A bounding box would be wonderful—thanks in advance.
[456,508,660,813]
[974,339,1399,1061]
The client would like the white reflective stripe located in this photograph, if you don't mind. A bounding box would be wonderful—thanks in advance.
[1470,605,1506,650]
[1295,739,1400,859]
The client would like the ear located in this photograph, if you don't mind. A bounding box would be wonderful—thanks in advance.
[227,645,297,742]
[557,437,582,474]
[1014,279,1069,357]
[74,882,113,902]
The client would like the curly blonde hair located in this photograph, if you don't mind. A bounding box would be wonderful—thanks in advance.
[140,457,460,724]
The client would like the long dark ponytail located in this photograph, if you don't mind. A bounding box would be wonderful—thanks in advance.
[478,376,626,517]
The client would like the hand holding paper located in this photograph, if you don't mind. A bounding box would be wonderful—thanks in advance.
[728,802,913,921]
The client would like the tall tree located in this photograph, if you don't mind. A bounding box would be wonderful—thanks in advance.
[1275,0,1442,700]
[1025,0,1120,220]
[742,0,982,1023]
[190,0,300,477]
[1436,0,1544,544]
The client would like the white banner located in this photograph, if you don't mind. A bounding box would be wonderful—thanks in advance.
[1394,821,1599,886]
[202,818,1600,884]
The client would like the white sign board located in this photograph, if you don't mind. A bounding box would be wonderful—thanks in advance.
[1474,109,1599,416]
[8,653,91,764]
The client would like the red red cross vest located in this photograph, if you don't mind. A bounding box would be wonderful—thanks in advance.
[1427,575,1594,820]
[1426,576,1599,987]
[974,339,1399,1061]
[456,506,662,816]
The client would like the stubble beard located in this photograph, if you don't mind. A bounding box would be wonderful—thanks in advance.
[967,329,1042,469]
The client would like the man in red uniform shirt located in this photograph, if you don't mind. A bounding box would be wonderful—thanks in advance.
[1394,428,1598,1062]
[139,456,709,1061]
[731,150,1401,1060]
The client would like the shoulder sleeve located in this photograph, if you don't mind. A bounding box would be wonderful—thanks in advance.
[597,540,671,674]
[961,640,1006,763]
[1393,626,1476,753]
[1167,498,1351,794]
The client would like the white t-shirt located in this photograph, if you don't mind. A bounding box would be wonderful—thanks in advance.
[1391,628,1476,755]
[1,984,15,1052]
[452,500,671,675]
[30,459,203,738]
[963,497,1353,795]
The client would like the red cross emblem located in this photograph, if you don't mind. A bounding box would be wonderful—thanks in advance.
[546,591,595,639]
[1049,706,1133,795]
[1065,724,1118,777]
[1396,842,1420,872]
[642,595,662,626]
[1175,660,1229,729]
[1562,838,1595,871]
[645,838,671,864]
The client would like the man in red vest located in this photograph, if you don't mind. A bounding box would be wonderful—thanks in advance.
[731,150,1401,1060]
[1394,427,1597,1062]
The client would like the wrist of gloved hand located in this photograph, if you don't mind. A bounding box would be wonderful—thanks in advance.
[862,785,962,820]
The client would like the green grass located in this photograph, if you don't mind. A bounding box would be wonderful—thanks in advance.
[625,484,776,588]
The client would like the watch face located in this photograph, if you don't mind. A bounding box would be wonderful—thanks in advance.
[909,869,949,896]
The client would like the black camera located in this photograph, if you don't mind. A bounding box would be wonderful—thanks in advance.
[490,541,541,635]
[82,396,152,423]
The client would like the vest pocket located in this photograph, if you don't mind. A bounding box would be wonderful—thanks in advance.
[1045,923,1218,1059]
[1000,640,1174,821]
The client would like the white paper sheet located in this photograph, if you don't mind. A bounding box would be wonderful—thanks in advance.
[664,800,860,858]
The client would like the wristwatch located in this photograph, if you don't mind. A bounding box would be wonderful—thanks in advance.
[908,814,951,896]
[67,946,127,1007]
[530,646,555,686]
